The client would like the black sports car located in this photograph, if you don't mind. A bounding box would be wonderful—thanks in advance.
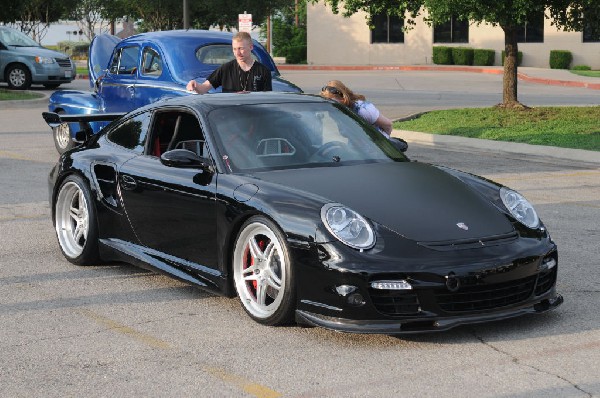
[43,93,562,334]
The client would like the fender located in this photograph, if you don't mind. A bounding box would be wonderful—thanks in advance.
[48,90,103,115]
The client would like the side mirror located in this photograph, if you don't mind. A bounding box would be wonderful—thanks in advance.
[160,149,215,173]
[389,137,408,153]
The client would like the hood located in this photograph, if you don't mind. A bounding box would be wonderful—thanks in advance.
[88,34,121,86]
[273,75,303,93]
[8,45,69,60]
[254,162,514,242]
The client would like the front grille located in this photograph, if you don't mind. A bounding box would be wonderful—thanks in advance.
[436,275,536,312]
[370,289,420,316]
[56,58,72,68]
[535,267,557,296]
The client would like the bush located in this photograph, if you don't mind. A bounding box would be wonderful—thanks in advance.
[572,65,591,71]
[473,49,495,66]
[549,50,572,69]
[451,47,474,65]
[501,50,523,66]
[284,45,307,64]
[432,46,453,65]
[56,41,90,58]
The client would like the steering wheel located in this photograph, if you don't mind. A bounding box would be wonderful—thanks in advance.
[312,141,346,160]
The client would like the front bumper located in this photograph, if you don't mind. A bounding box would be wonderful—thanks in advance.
[296,293,563,334]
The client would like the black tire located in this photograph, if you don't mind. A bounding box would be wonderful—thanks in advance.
[6,64,32,90]
[54,174,100,265]
[232,216,296,325]
[53,110,74,154]
[43,83,61,89]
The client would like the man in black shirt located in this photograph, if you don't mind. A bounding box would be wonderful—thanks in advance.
[186,32,272,93]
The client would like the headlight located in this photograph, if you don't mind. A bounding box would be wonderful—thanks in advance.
[35,56,55,64]
[321,203,375,250]
[500,187,540,229]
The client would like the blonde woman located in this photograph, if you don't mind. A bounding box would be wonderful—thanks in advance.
[320,80,393,136]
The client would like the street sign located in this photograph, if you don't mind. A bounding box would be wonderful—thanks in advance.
[239,13,252,33]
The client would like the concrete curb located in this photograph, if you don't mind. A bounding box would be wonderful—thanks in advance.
[278,64,600,90]
[394,129,600,166]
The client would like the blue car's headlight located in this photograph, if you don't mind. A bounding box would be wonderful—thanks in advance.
[500,187,540,229]
[321,203,375,250]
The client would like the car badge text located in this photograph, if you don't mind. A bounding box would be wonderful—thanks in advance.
[456,222,469,230]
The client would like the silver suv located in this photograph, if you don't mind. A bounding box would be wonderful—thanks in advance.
[0,26,75,89]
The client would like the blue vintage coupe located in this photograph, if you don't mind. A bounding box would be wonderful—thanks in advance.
[48,29,302,153]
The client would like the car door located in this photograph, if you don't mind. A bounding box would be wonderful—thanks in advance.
[99,45,140,112]
[117,109,219,270]
[135,45,183,107]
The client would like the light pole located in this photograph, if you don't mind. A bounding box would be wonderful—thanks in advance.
[183,0,189,29]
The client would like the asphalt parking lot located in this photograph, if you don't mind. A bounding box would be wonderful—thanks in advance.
[0,70,599,397]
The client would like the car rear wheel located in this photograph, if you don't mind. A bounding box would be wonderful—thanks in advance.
[54,175,100,265]
[53,111,74,154]
[233,216,295,325]
[6,64,32,90]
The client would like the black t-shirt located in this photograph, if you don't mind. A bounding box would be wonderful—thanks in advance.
[207,59,272,93]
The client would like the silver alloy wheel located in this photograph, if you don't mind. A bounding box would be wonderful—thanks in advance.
[8,67,26,88]
[55,181,89,259]
[233,221,287,320]
[54,123,71,151]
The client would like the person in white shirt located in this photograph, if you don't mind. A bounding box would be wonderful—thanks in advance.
[320,80,393,136]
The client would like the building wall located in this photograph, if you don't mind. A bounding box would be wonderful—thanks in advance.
[307,2,600,69]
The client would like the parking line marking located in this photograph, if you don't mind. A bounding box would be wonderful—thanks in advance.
[79,309,171,349]
[203,366,282,398]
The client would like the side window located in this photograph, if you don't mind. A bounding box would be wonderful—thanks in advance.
[141,47,162,76]
[433,16,469,43]
[196,44,258,64]
[148,111,206,158]
[106,112,151,153]
[109,46,139,75]
[517,11,544,43]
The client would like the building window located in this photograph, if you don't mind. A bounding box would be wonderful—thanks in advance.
[583,8,600,42]
[517,11,544,43]
[433,16,469,43]
[371,13,404,43]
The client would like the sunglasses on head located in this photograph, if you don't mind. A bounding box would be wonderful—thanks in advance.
[322,86,342,96]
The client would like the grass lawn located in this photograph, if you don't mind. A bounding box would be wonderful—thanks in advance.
[394,106,600,151]
[570,70,600,78]
[0,88,44,101]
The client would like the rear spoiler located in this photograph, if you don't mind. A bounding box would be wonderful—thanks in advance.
[42,111,126,145]
[42,112,125,128]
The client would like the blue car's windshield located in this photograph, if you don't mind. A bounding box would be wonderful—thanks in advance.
[208,101,407,173]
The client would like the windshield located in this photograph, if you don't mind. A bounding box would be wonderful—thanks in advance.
[0,28,40,47]
[208,101,407,172]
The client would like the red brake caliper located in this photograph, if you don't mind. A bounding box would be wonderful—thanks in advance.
[245,237,267,292]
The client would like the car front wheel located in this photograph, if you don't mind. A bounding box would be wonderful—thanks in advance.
[232,216,295,325]
[6,64,32,90]
[54,175,100,265]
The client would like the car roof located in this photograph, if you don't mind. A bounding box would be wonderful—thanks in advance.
[121,29,240,45]
[140,92,329,112]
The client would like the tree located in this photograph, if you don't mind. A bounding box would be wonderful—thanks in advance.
[65,0,112,41]
[314,0,600,108]
[0,0,74,43]
[267,0,307,63]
